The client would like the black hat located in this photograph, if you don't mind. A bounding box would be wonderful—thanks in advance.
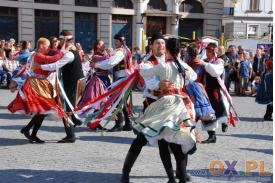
[206,43,217,51]
[113,34,123,42]
[151,32,165,44]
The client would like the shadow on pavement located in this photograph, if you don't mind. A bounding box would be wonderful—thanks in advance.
[79,135,134,145]
[239,117,264,122]
[0,105,7,109]
[0,125,91,133]
[240,148,273,155]
[0,169,169,183]
[0,138,29,146]
[217,134,272,141]
[0,113,30,120]
[0,169,121,183]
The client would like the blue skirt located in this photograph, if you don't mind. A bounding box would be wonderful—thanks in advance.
[256,72,273,105]
[186,81,215,121]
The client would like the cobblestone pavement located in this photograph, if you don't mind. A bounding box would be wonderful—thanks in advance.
[0,89,272,183]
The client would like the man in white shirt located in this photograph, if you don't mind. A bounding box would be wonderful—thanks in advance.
[93,34,133,132]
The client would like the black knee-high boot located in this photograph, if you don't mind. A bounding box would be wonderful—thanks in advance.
[31,117,45,143]
[176,154,192,182]
[177,155,187,183]
[121,134,147,183]
[122,106,132,131]
[58,119,76,143]
[20,115,40,141]
[108,112,123,132]
[169,143,187,183]
[169,144,187,183]
[264,104,273,121]
[158,140,176,183]
[202,130,216,143]
[121,152,139,183]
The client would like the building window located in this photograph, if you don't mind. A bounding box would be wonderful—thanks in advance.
[34,0,59,4]
[35,10,59,42]
[179,0,203,13]
[75,13,97,52]
[112,15,132,49]
[75,0,97,7]
[224,7,234,15]
[249,0,260,11]
[248,25,258,37]
[0,7,18,40]
[147,0,167,11]
[113,0,133,9]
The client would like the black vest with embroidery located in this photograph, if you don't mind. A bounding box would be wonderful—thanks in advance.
[61,50,84,88]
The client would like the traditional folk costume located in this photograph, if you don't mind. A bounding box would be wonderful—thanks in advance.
[120,50,169,183]
[8,51,65,119]
[134,55,198,183]
[7,51,65,143]
[77,52,112,128]
[202,56,230,130]
[134,58,197,153]
[186,58,215,122]
[38,32,84,143]
[197,44,231,143]
[94,34,133,131]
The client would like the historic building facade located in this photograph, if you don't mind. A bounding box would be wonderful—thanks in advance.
[0,0,223,51]
[223,0,273,40]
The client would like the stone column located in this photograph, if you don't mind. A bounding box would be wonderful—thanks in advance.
[135,0,145,49]
[171,0,182,36]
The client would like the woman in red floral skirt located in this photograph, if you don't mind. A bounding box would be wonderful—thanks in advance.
[8,37,67,143]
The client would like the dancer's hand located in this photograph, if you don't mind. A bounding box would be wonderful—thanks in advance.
[159,80,176,92]
[194,59,206,66]
[111,115,118,121]
[9,80,18,93]
[90,61,96,68]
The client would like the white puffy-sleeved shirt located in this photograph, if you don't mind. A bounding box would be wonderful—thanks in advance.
[204,58,224,78]
[140,58,197,90]
[94,50,124,70]
[41,51,75,71]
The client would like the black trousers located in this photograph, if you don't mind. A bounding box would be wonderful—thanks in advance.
[128,134,148,155]
[158,139,187,181]
[63,85,79,138]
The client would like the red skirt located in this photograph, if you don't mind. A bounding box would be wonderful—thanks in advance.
[8,77,64,119]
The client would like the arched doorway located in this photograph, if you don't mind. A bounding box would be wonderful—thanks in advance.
[147,0,166,11]
[179,0,203,13]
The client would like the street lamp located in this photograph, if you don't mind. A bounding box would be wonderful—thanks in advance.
[268,23,273,42]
